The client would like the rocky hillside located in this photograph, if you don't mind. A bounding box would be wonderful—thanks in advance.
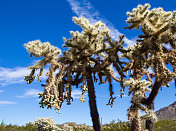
[155,101,176,121]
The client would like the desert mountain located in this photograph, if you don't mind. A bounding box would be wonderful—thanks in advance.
[155,101,176,121]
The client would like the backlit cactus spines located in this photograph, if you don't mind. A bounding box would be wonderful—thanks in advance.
[63,17,111,62]
[141,109,158,122]
[125,3,176,131]
[24,16,127,131]
[24,40,62,83]
[123,3,176,92]
[125,78,151,105]
[62,17,126,107]
[126,3,176,39]
[125,78,152,130]
[125,3,176,92]
[29,117,62,131]
[25,40,61,58]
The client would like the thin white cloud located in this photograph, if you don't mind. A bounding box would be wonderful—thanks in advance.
[66,0,135,46]
[16,89,42,98]
[0,66,48,86]
[0,90,4,93]
[0,67,30,86]
[67,0,100,24]
[0,101,17,105]
[72,89,87,99]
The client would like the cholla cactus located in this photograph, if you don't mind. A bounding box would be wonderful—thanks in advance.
[62,124,73,131]
[24,17,126,131]
[125,78,152,131]
[124,3,176,131]
[125,3,176,85]
[63,17,126,106]
[24,40,63,113]
[65,17,110,55]
[61,17,126,131]
[24,40,61,84]
[24,4,176,131]
[125,78,151,104]
[29,117,62,131]
[25,40,61,58]
[141,109,157,122]
[126,4,176,38]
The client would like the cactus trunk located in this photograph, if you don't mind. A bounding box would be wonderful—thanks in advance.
[86,67,102,131]
[146,102,154,131]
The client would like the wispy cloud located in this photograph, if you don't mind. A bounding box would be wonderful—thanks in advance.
[0,66,48,86]
[72,89,87,99]
[16,89,42,98]
[0,90,4,93]
[0,101,17,106]
[0,67,30,86]
[66,0,135,47]
[67,0,100,24]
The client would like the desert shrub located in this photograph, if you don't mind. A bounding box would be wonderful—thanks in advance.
[155,120,176,131]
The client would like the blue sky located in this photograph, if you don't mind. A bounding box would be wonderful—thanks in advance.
[0,0,175,126]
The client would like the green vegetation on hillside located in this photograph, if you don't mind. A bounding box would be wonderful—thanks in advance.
[0,119,176,131]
